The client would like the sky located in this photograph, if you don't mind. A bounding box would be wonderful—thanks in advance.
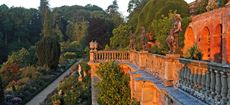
[0,0,195,17]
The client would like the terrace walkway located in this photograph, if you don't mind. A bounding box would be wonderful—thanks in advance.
[26,61,80,105]
[88,50,230,105]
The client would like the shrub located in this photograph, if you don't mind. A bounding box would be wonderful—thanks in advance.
[6,48,30,67]
[96,62,131,105]
[63,52,77,60]
[184,44,202,60]
[20,66,40,79]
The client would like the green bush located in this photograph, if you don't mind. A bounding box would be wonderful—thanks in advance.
[6,48,31,67]
[96,62,131,105]
[63,52,77,60]
[184,44,202,60]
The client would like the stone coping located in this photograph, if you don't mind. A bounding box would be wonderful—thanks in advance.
[127,63,208,105]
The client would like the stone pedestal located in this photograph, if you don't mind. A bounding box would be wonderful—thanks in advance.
[89,50,95,63]
[164,54,180,87]
[139,51,148,70]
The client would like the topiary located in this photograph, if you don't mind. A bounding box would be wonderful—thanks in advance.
[36,36,61,70]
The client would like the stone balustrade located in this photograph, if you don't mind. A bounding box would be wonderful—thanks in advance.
[179,59,230,105]
[90,50,230,105]
[90,50,130,63]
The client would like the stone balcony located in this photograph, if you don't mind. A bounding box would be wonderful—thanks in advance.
[89,50,230,105]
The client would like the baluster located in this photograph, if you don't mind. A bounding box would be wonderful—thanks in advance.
[200,69,206,100]
[220,72,228,105]
[227,73,230,104]
[110,52,112,61]
[197,68,202,93]
[179,66,185,88]
[97,53,99,61]
[201,69,206,92]
[205,69,211,101]
[189,67,193,92]
[214,70,221,102]
[101,52,103,61]
[122,52,124,60]
[210,69,216,99]
[193,68,197,94]
[112,52,114,60]
[185,66,189,89]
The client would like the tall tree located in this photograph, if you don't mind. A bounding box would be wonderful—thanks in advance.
[0,75,4,105]
[39,0,53,36]
[106,0,124,27]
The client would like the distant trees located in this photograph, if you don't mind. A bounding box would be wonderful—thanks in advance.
[96,62,131,105]
[0,5,41,63]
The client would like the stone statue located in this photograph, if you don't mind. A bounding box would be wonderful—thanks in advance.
[130,31,136,50]
[206,0,218,11]
[166,14,182,54]
[141,26,147,50]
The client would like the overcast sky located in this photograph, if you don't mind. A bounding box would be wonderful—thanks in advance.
[0,0,195,17]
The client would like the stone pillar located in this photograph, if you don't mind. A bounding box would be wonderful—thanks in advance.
[139,51,148,70]
[164,54,180,87]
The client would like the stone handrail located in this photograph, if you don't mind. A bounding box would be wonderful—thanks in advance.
[90,50,230,104]
[90,50,130,63]
[178,58,230,104]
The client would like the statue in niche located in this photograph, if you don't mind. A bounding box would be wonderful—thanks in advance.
[166,14,182,54]
[141,26,147,50]
[130,31,136,50]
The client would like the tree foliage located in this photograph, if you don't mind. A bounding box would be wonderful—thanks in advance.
[96,62,131,105]
[150,12,191,54]
[196,0,209,14]
[110,24,132,50]
[0,5,41,63]
[36,36,61,69]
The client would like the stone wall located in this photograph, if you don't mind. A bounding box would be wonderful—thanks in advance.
[183,5,230,63]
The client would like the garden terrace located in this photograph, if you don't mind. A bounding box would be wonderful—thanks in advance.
[89,50,230,105]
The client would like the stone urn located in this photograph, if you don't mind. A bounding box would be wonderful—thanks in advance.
[94,41,98,51]
[89,41,94,51]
